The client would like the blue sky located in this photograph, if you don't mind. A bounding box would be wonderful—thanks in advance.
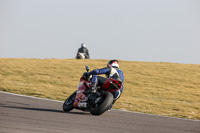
[0,0,200,64]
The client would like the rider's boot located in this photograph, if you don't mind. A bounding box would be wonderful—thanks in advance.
[83,82,97,95]
[107,104,113,111]
[90,82,97,93]
[108,100,116,111]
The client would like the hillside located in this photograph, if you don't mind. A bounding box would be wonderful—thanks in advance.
[0,58,200,120]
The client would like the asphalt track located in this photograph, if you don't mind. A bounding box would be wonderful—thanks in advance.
[0,91,199,133]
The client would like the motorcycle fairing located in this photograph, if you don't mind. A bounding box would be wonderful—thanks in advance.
[73,78,90,108]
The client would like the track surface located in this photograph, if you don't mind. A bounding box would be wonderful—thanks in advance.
[0,92,199,133]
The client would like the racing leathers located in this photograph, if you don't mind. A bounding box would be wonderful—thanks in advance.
[86,66,124,108]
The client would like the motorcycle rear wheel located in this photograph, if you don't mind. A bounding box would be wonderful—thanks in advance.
[63,91,76,112]
[90,91,113,115]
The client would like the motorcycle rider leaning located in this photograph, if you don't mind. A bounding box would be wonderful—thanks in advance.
[83,60,124,110]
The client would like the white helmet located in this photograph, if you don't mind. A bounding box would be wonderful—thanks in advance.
[81,43,86,47]
[107,60,119,68]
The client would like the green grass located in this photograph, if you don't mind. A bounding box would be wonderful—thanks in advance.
[0,58,200,120]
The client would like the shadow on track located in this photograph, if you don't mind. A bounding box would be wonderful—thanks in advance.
[1,105,90,115]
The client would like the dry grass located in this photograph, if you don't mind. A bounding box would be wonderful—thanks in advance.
[0,58,200,120]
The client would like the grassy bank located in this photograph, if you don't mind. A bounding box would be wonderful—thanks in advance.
[0,58,200,120]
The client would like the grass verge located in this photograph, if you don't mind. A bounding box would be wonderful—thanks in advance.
[0,58,200,120]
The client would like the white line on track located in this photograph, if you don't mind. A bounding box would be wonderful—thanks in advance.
[0,91,63,103]
[1,91,199,122]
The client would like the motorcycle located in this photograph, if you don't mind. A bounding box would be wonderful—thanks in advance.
[76,52,89,59]
[63,65,122,115]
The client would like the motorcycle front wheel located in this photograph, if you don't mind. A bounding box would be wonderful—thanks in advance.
[63,91,76,112]
[90,91,113,115]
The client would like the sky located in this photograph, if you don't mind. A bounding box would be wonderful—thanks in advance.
[0,0,200,64]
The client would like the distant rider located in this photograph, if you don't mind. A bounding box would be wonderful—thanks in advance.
[76,43,90,59]
[83,60,124,110]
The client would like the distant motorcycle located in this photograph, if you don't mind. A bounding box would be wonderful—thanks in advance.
[76,52,89,59]
[63,65,122,115]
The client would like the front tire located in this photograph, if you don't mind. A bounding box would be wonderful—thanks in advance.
[90,91,113,115]
[63,91,76,112]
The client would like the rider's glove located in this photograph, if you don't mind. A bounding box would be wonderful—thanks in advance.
[83,72,89,77]
[83,72,90,80]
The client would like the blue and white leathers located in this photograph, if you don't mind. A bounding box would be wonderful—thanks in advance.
[88,67,124,101]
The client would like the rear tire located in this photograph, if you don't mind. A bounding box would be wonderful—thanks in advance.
[63,91,76,112]
[90,91,113,115]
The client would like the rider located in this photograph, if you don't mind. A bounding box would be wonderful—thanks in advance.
[83,60,124,110]
[76,43,90,59]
